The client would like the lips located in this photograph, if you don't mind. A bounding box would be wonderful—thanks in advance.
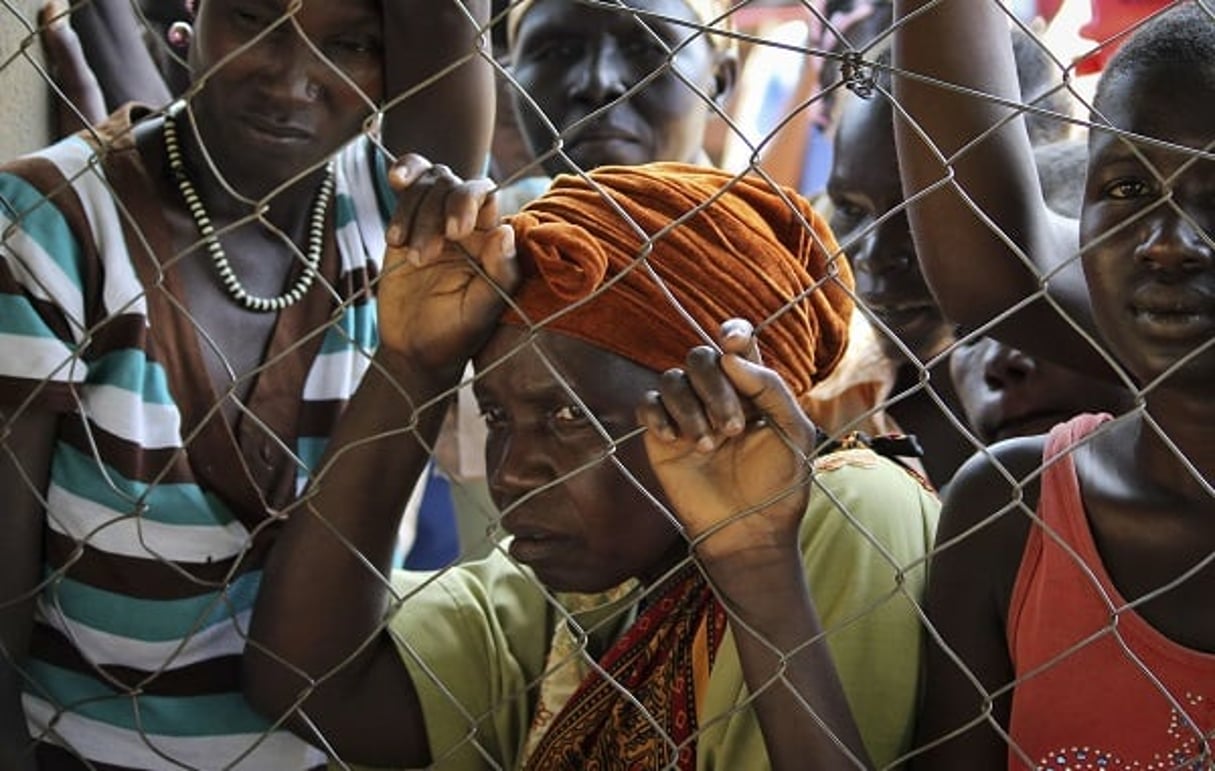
[989,409,1072,442]
[239,113,314,144]
[1127,284,1215,339]
[566,121,640,147]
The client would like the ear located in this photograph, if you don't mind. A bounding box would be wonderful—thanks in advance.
[710,49,738,106]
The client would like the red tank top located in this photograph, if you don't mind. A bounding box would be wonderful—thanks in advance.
[1007,414,1215,770]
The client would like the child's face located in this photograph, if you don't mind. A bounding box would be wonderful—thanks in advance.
[828,95,954,363]
[187,0,385,193]
[473,326,682,594]
[509,0,728,176]
[949,336,1132,444]
[1080,64,1215,389]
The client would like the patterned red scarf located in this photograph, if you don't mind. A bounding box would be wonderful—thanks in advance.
[524,565,729,770]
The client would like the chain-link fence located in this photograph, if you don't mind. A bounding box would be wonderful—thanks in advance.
[2,0,1213,768]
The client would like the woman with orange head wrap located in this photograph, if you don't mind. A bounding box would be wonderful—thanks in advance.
[245,160,938,770]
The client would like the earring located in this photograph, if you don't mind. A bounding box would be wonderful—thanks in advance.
[167,20,193,48]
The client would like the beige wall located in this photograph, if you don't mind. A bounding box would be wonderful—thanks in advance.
[1,0,52,160]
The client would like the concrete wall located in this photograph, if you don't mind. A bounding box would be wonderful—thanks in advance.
[1,0,52,160]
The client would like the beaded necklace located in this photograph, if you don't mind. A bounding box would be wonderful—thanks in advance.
[162,105,334,313]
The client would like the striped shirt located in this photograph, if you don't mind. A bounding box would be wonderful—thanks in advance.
[0,107,393,770]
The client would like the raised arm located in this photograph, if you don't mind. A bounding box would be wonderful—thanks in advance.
[51,0,173,112]
[0,410,57,771]
[380,0,493,178]
[637,319,872,771]
[892,0,1109,376]
[243,159,517,766]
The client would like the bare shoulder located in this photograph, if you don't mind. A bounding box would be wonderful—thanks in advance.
[935,435,1048,606]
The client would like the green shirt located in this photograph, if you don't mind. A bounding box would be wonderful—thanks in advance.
[388,449,939,770]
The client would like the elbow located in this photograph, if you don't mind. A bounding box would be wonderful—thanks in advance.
[241,639,309,727]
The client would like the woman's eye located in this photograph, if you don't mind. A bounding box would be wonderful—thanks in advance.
[552,404,589,424]
[479,407,507,429]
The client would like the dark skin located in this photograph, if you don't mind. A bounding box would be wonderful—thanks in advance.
[894,3,1215,765]
[891,0,1108,378]
[827,91,974,487]
[245,181,871,768]
[949,336,1132,445]
[2,0,491,762]
[509,0,737,176]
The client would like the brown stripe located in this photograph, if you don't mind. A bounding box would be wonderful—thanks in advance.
[31,624,242,696]
[0,377,79,415]
[4,146,106,332]
[44,526,276,601]
[0,269,79,346]
[57,414,195,486]
[78,312,153,365]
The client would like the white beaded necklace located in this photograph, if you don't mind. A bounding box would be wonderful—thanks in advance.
[162,106,334,313]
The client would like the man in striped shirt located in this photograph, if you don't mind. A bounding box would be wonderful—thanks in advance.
[0,1,491,767]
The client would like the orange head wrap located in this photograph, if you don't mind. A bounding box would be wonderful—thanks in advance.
[503,163,854,402]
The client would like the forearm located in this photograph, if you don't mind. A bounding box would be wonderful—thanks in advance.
[893,0,1050,315]
[0,410,55,770]
[0,670,36,771]
[71,0,172,110]
[245,351,458,762]
[380,0,493,177]
[892,0,1108,373]
[703,548,872,771]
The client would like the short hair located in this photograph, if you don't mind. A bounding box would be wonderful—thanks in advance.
[1095,1,1215,111]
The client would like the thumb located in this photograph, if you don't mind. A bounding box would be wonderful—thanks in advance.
[720,353,815,447]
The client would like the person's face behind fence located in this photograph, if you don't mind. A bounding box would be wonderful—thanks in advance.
[187,0,385,194]
[1081,62,1215,391]
[510,0,730,176]
[473,326,683,594]
[949,337,1133,444]
[828,94,954,363]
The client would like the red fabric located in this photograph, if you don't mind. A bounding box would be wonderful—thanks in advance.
[1006,414,1215,770]
[1076,0,1173,74]
[1037,0,1065,22]
[504,163,854,403]
[523,566,728,771]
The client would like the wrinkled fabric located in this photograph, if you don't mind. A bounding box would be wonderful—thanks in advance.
[504,162,854,401]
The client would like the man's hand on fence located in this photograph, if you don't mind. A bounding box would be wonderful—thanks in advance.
[377,154,518,376]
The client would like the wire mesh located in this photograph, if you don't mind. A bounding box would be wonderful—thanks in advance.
[1,0,1213,768]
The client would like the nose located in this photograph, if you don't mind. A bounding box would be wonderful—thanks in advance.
[1134,204,1215,274]
[569,39,629,105]
[981,340,1038,392]
[486,430,553,513]
[257,26,325,105]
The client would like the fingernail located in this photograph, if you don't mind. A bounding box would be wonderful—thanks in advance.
[501,227,516,258]
[386,224,402,246]
[44,0,67,27]
[405,248,421,266]
[446,216,460,239]
[697,436,716,453]
[724,418,744,435]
